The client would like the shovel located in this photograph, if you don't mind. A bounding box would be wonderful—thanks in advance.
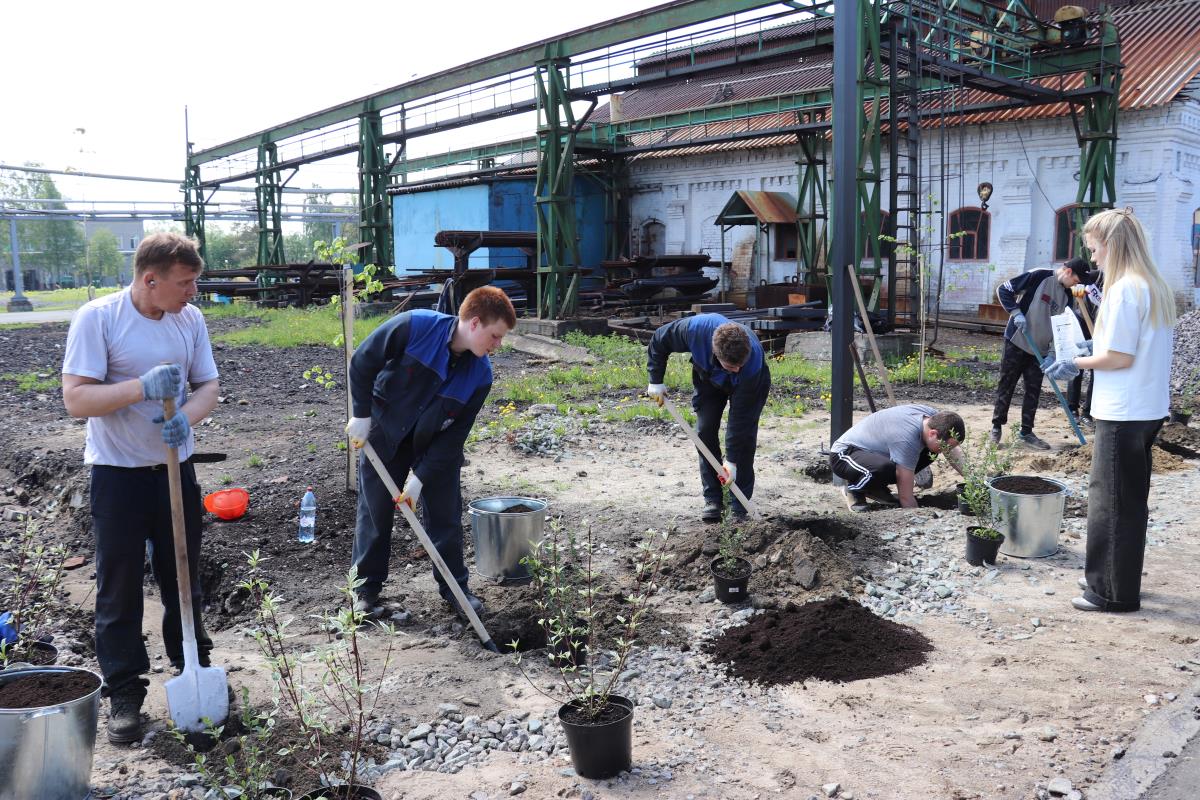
[660,395,759,519]
[360,442,501,653]
[162,396,229,732]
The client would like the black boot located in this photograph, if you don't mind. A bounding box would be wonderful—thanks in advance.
[441,586,485,620]
[701,501,722,523]
[106,687,145,744]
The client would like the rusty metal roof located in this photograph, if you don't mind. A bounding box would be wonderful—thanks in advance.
[716,190,798,225]
[593,0,1200,151]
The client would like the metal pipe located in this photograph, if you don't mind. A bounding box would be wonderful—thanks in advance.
[6,219,31,311]
[0,163,352,194]
[829,0,857,441]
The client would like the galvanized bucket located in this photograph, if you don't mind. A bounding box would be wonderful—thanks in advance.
[0,666,102,800]
[467,496,548,581]
[988,475,1068,559]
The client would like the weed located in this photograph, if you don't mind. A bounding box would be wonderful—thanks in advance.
[335,441,347,452]
[302,366,337,390]
[306,443,318,454]
[0,516,67,666]
[248,454,264,468]
[220,475,233,486]
[2,371,60,392]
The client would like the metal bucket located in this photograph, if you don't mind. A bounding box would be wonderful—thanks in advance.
[0,666,102,800]
[988,475,1068,559]
[467,496,548,581]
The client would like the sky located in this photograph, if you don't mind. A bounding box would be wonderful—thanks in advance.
[0,0,673,214]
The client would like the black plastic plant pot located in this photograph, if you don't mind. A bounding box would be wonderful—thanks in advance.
[558,694,634,779]
[710,557,752,604]
[1170,410,1192,426]
[2,640,59,670]
[955,484,974,516]
[296,786,380,800]
[965,526,1005,567]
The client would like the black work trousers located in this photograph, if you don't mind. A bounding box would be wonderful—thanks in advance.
[992,339,1044,434]
[1067,370,1094,418]
[829,445,933,492]
[1081,417,1164,612]
[91,461,211,698]
[693,367,770,515]
[352,438,468,601]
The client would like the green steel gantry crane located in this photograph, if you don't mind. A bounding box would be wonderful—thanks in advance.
[184,0,1122,439]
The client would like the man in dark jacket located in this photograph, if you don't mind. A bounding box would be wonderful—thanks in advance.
[991,258,1088,449]
[344,286,516,618]
[645,313,771,522]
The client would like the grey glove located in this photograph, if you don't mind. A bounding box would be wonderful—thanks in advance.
[1076,340,1094,357]
[153,410,191,448]
[1044,358,1080,381]
[140,364,182,401]
[1011,310,1027,328]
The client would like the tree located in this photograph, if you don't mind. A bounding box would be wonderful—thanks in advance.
[23,174,85,285]
[89,229,124,285]
[302,189,336,254]
[204,224,258,270]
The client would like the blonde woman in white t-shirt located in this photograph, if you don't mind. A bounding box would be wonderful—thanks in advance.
[1043,207,1176,612]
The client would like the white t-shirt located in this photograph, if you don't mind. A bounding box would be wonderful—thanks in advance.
[1091,275,1172,422]
[62,289,219,466]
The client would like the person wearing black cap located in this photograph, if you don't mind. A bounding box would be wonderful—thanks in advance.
[990,258,1090,449]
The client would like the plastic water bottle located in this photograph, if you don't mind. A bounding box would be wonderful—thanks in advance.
[298,487,316,543]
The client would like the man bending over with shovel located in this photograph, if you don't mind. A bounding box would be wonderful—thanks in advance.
[61,232,219,743]
[646,314,771,522]
[345,286,516,620]
[830,405,965,513]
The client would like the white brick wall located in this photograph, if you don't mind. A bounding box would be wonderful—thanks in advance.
[628,97,1200,311]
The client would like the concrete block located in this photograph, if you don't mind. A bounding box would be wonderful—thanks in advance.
[514,317,609,338]
[784,331,918,364]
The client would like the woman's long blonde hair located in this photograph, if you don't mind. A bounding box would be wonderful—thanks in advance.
[1083,208,1176,330]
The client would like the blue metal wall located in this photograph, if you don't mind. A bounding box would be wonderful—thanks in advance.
[391,178,606,275]
[392,184,489,273]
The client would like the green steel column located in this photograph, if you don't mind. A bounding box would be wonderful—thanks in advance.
[359,106,393,266]
[795,123,828,284]
[183,163,207,264]
[858,0,885,309]
[534,53,581,319]
[1072,20,1121,257]
[255,140,285,266]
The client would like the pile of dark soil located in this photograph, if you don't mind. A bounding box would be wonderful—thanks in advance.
[0,669,99,708]
[705,597,932,685]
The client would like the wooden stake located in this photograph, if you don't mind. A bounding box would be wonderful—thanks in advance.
[845,264,896,405]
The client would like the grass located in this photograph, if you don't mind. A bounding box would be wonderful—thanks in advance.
[205,304,387,348]
[0,287,120,312]
[2,372,61,392]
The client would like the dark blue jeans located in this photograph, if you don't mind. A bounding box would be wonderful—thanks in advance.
[91,461,211,698]
[1082,417,1164,611]
[352,439,468,600]
[693,367,770,515]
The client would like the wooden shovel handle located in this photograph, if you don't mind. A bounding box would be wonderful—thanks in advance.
[163,397,199,653]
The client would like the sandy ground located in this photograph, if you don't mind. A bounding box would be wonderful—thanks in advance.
[69,393,1200,800]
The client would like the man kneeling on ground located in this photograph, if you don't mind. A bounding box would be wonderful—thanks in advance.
[829,404,965,513]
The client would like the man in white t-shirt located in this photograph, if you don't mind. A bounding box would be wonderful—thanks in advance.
[61,232,220,744]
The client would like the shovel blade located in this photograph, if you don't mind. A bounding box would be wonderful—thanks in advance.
[165,665,229,732]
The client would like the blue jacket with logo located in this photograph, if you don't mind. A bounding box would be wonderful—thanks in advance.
[646,313,769,464]
[349,310,492,482]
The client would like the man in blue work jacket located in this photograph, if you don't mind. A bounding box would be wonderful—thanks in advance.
[646,313,771,522]
[344,286,516,618]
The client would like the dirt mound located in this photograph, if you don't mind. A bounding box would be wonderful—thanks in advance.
[665,515,860,601]
[1028,440,1194,476]
[705,597,932,686]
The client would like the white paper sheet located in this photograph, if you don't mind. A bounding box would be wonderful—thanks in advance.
[1051,310,1086,363]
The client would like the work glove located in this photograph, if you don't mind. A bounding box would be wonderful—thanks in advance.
[718,461,737,486]
[153,409,192,449]
[1010,310,1027,329]
[140,364,182,402]
[646,383,668,407]
[1041,357,1080,381]
[345,416,372,449]
[1075,340,1094,357]
[915,466,933,490]
[396,473,422,511]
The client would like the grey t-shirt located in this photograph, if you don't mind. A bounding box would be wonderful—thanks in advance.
[832,403,936,471]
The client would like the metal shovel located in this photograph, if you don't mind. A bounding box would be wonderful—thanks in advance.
[660,395,759,519]
[162,396,229,732]
[360,442,500,653]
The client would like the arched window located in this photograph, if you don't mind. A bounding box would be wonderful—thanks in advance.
[1054,204,1082,262]
[948,207,990,260]
[641,220,665,257]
